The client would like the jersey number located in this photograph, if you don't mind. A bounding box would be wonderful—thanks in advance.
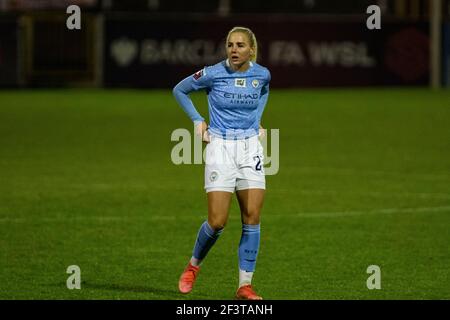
[253,156,262,171]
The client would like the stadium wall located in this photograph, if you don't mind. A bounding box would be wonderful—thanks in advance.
[1,13,449,88]
[443,22,450,86]
[0,14,19,87]
[103,14,431,88]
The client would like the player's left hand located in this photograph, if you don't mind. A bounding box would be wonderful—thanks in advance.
[202,130,210,143]
[258,126,266,140]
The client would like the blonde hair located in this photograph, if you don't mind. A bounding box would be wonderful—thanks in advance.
[226,26,258,62]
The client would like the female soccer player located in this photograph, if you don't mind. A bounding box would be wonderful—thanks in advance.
[173,26,271,300]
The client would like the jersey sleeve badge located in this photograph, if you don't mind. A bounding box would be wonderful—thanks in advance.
[193,69,204,80]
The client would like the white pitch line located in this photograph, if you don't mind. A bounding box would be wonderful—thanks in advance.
[285,189,450,200]
[0,215,177,223]
[0,206,449,223]
[295,166,450,181]
[290,205,450,218]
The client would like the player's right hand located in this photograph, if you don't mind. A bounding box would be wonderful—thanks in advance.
[195,121,210,143]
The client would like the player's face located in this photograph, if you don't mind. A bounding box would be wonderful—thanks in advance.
[226,32,254,70]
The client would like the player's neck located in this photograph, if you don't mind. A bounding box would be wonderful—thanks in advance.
[228,59,251,73]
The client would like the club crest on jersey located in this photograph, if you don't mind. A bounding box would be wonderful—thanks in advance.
[210,171,219,182]
[235,78,246,88]
[252,79,259,88]
[193,69,203,80]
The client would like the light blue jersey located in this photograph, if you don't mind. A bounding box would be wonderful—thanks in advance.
[173,59,271,139]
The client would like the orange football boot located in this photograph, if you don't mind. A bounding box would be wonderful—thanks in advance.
[235,284,263,300]
[178,262,200,294]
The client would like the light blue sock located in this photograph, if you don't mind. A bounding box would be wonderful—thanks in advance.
[192,221,223,262]
[238,224,261,272]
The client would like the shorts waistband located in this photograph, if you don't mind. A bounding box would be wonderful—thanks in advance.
[208,128,258,141]
[209,133,259,142]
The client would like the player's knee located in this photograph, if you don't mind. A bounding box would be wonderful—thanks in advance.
[241,208,261,224]
[207,216,227,231]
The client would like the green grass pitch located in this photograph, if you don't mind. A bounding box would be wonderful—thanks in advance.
[0,88,449,299]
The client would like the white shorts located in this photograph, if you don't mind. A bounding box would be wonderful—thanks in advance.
[204,135,265,193]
